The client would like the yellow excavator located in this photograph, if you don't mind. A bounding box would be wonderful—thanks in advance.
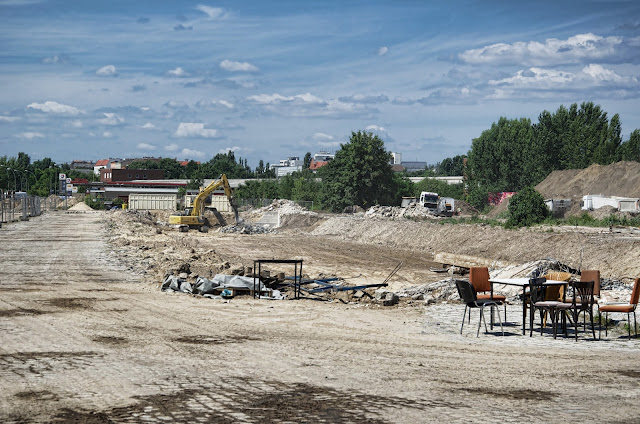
[169,174,240,232]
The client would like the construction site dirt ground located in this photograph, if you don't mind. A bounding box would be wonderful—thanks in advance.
[2,210,640,423]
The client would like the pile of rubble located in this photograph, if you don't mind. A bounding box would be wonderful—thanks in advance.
[220,222,278,234]
[365,204,437,220]
[254,199,317,216]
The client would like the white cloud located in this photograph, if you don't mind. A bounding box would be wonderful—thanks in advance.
[218,146,242,154]
[167,67,187,77]
[366,124,386,132]
[0,115,20,122]
[181,148,205,158]
[137,142,156,150]
[27,101,81,115]
[581,64,636,83]
[378,46,389,56]
[338,94,389,104]
[97,112,124,126]
[165,143,179,151]
[312,132,334,141]
[247,92,324,104]
[19,132,44,139]
[460,33,623,66]
[71,120,83,128]
[103,131,113,138]
[218,100,234,109]
[489,67,575,87]
[220,59,259,72]
[196,5,226,19]
[142,122,155,129]
[175,122,218,138]
[96,65,117,76]
[42,55,62,64]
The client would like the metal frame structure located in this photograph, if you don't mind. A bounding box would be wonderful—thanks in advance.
[253,259,303,299]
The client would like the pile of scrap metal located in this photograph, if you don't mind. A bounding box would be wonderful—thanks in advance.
[294,262,403,297]
[161,273,284,299]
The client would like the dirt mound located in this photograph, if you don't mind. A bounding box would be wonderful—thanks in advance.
[68,202,94,211]
[535,161,640,216]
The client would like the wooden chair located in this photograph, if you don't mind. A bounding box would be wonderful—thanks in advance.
[541,271,570,327]
[470,267,506,320]
[558,281,597,341]
[598,278,640,340]
[529,278,563,338]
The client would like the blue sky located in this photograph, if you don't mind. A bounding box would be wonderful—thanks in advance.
[1,0,639,167]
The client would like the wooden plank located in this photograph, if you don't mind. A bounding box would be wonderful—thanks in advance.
[433,252,515,269]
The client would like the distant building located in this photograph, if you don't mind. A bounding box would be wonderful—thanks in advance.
[100,168,165,183]
[401,161,428,173]
[392,152,402,165]
[270,156,304,177]
[70,160,95,174]
[309,151,335,172]
[94,159,114,176]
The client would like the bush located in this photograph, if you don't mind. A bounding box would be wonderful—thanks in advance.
[506,187,548,227]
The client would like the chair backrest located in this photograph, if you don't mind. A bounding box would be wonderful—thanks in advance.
[469,267,491,293]
[630,278,640,306]
[529,277,547,305]
[580,270,600,297]
[572,280,594,309]
[455,280,478,306]
[545,271,572,282]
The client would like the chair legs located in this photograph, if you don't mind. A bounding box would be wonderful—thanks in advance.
[598,310,638,340]
[461,304,503,337]
[460,305,468,334]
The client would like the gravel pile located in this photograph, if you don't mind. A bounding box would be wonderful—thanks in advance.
[220,222,278,234]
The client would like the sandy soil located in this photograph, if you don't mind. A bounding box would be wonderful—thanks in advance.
[1,209,640,423]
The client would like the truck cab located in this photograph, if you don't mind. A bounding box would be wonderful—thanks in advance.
[419,191,439,213]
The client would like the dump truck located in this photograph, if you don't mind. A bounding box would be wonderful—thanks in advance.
[169,174,239,232]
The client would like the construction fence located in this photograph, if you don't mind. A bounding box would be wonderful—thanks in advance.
[0,193,65,225]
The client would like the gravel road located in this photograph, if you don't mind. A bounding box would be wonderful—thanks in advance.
[1,211,640,423]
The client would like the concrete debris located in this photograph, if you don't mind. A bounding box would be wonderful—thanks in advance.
[220,222,278,234]
[365,204,439,220]
[258,199,317,217]
[383,292,399,306]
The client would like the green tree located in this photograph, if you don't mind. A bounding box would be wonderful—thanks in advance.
[303,152,312,169]
[436,155,466,176]
[507,187,548,227]
[319,131,396,212]
[619,129,640,162]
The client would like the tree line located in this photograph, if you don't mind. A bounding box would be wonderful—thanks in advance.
[466,102,640,208]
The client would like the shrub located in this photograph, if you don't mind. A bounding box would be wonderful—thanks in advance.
[506,187,548,227]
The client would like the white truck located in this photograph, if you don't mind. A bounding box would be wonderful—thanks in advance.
[418,192,455,216]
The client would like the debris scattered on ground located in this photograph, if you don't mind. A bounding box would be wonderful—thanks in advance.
[365,204,439,220]
[220,222,278,234]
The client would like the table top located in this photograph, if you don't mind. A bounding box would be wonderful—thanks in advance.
[489,278,567,287]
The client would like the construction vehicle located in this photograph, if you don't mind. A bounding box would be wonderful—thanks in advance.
[437,197,455,217]
[418,191,455,216]
[419,191,439,213]
[169,174,239,232]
